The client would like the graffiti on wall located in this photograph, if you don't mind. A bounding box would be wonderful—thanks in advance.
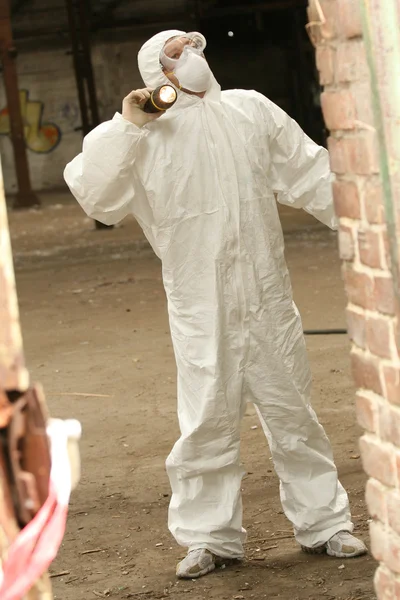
[0,90,61,153]
[60,101,79,129]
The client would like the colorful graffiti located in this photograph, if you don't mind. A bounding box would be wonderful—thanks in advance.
[0,90,61,153]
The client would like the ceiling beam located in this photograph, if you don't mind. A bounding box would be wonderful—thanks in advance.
[11,0,30,16]
[198,0,307,18]
[92,0,122,27]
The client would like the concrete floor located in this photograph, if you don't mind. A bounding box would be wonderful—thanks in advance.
[7,192,375,600]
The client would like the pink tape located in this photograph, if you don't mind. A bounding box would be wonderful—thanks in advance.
[0,484,68,600]
[0,419,76,599]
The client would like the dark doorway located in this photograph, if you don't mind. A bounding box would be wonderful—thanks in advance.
[199,6,327,145]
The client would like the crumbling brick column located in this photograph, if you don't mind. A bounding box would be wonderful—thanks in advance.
[307,0,400,597]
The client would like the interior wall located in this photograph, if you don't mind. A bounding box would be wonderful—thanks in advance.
[0,5,325,193]
[0,35,148,194]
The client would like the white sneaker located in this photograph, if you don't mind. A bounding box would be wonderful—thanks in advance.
[326,531,367,558]
[302,531,367,558]
[176,549,218,579]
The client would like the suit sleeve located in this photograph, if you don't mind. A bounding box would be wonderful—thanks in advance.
[258,94,337,230]
[64,113,147,226]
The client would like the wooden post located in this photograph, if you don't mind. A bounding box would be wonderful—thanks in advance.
[0,155,51,596]
[0,0,39,209]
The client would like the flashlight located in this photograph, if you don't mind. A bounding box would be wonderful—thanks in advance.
[143,85,177,113]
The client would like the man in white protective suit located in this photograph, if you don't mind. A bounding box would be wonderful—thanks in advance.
[64,30,367,579]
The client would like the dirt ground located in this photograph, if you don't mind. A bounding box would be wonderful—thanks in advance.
[8,192,376,600]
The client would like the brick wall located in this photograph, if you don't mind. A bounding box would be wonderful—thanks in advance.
[308,0,400,597]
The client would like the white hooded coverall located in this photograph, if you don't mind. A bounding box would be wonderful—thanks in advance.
[64,30,353,558]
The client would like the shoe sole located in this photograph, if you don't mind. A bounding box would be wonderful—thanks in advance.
[176,556,242,580]
[326,547,368,558]
[301,544,367,558]
[177,562,216,579]
[301,544,326,555]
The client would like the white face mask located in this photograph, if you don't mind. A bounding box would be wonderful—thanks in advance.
[174,49,212,93]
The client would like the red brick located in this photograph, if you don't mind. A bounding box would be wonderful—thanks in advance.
[332,179,360,218]
[328,137,347,174]
[370,519,387,562]
[307,0,338,41]
[336,40,368,83]
[382,366,400,406]
[351,351,382,395]
[366,316,392,360]
[386,532,400,576]
[321,91,356,130]
[374,276,395,316]
[338,224,355,260]
[343,266,374,309]
[346,134,380,175]
[347,308,366,349]
[387,491,400,537]
[356,392,378,433]
[366,478,387,522]
[365,179,385,225]
[353,82,376,127]
[360,435,396,486]
[316,45,335,85]
[379,404,400,447]
[337,0,363,39]
[328,135,379,175]
[358,228,385,269]
[375,565,395,600]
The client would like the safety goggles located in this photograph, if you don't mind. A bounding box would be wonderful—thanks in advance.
[160,32,207,72]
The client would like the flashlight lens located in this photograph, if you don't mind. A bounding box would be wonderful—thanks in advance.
[159,85,177,104]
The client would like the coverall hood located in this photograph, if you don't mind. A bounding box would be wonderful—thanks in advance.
[138,30,184,89]
[138,29,220,103]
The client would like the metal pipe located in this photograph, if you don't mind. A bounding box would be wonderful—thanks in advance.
[303,329,347,336]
